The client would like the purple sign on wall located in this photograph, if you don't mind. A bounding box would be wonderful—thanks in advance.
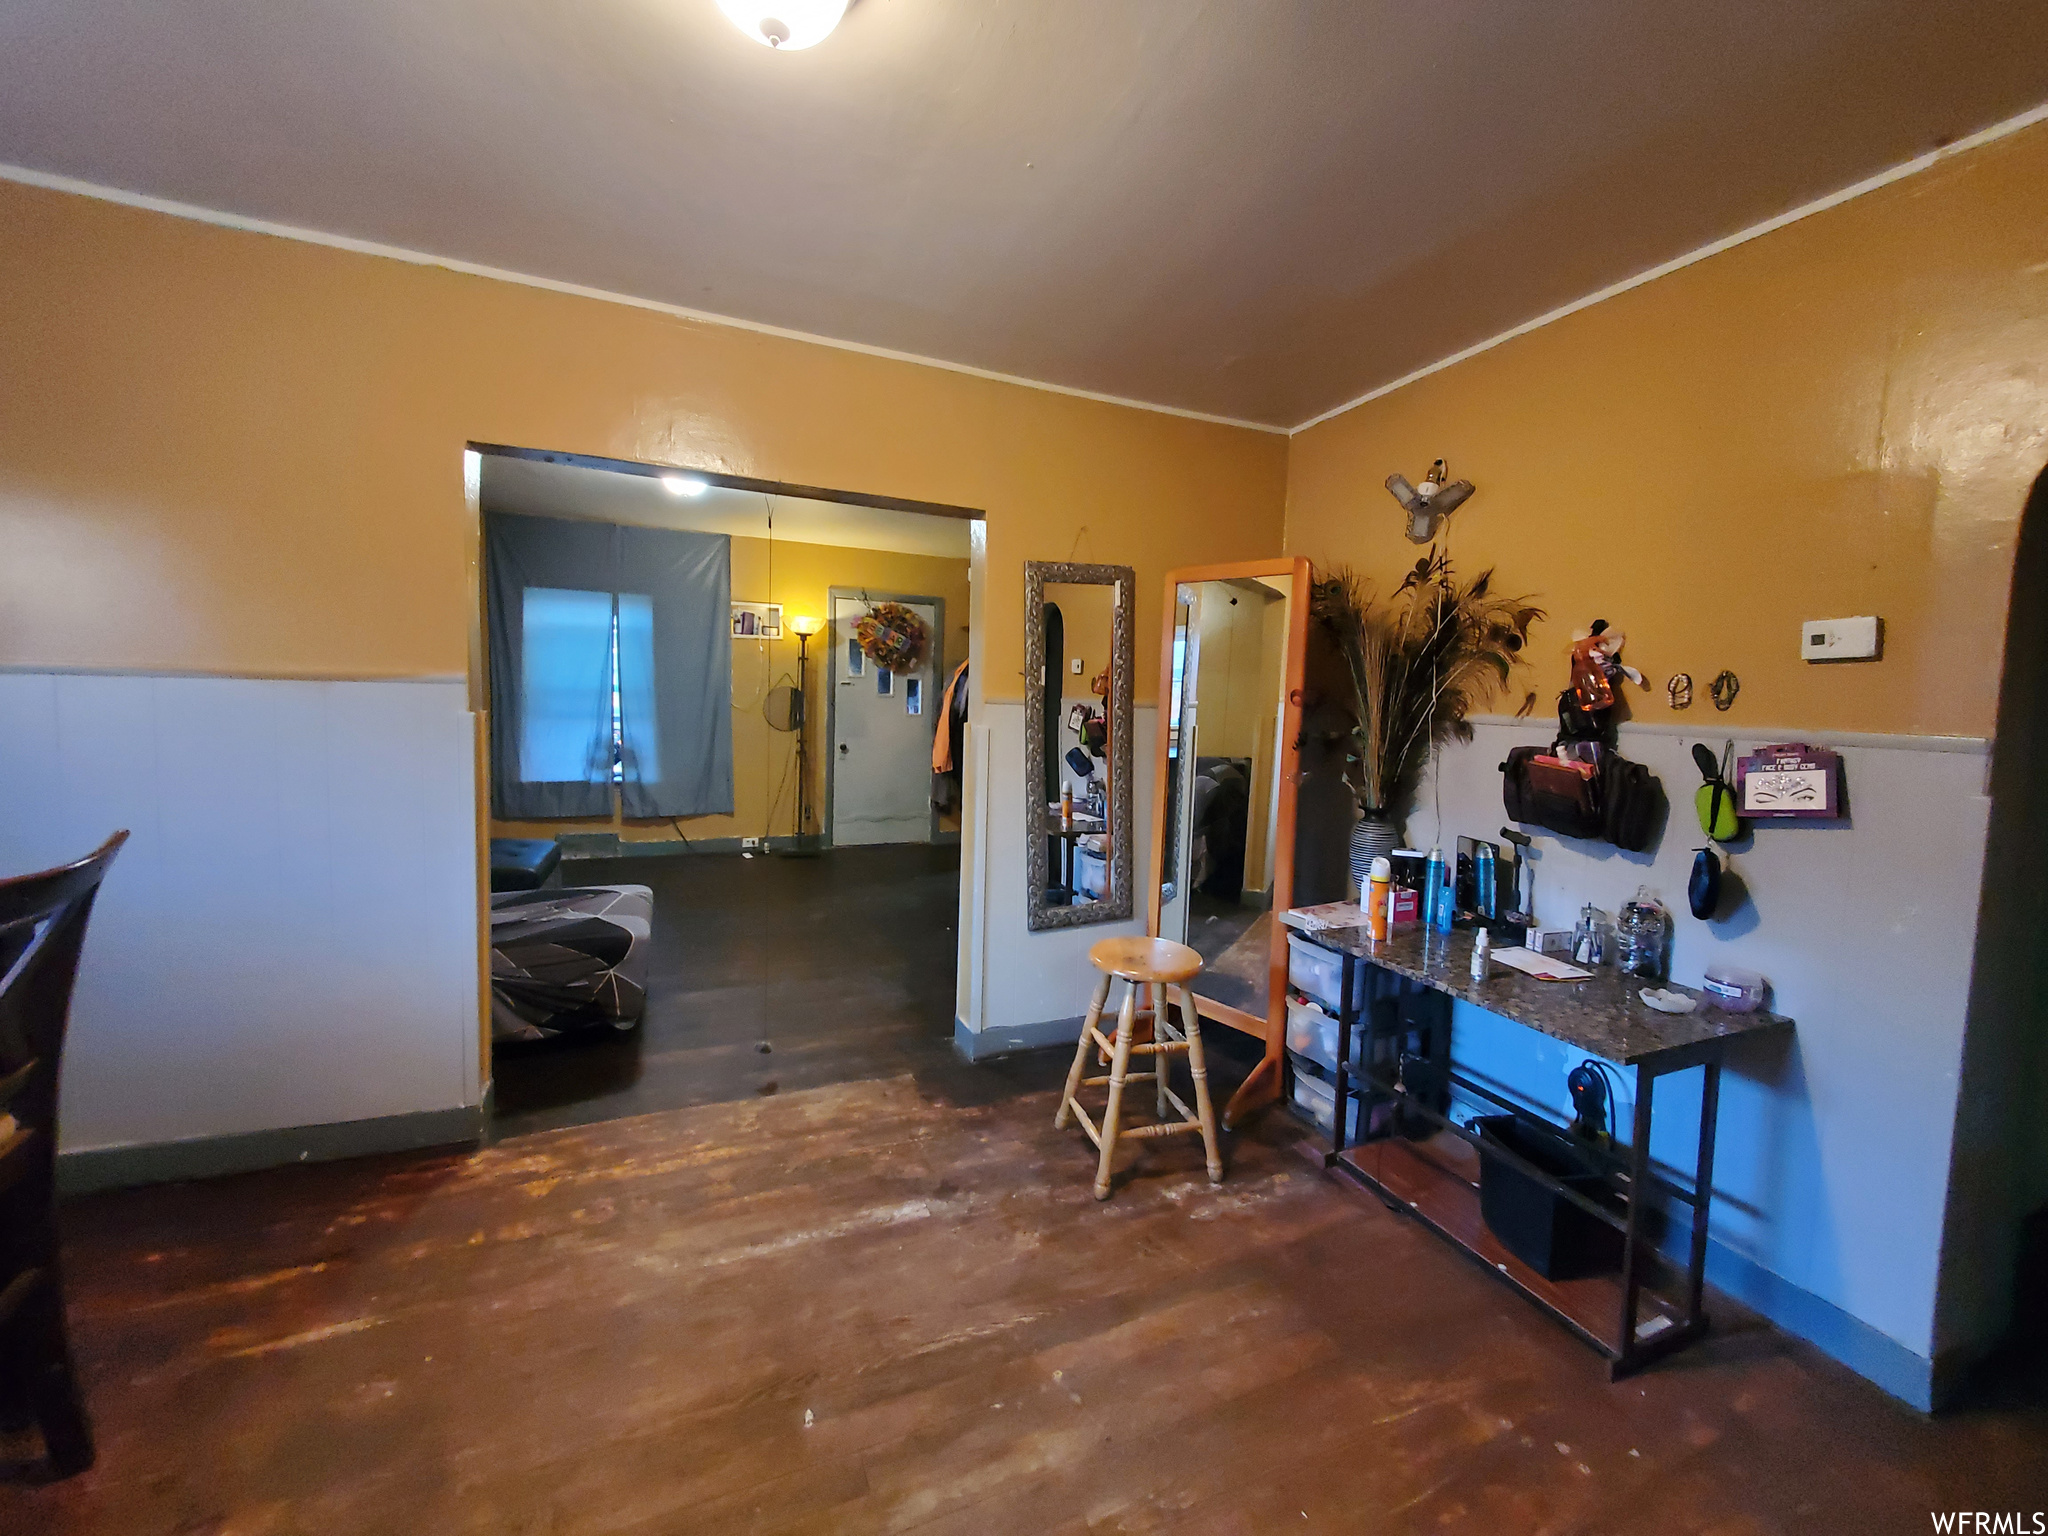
[1736,743,1843,819]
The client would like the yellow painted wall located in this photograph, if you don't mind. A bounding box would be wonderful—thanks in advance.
[1190,579,1286,894]
[0,180,1289,703]
[491,534,969,845]
[1194,582,1281,759]
[1043,578,1114,702]
[1286,122,2048,740]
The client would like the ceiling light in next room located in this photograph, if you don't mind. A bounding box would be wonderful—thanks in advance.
[716,0,848,50]
[662,474,710,497]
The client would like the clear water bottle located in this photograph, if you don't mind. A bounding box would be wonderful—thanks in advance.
[1573,903,1612,967]
[1618,887,1668,980]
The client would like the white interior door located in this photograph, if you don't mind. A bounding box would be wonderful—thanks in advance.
[830,597,939,846]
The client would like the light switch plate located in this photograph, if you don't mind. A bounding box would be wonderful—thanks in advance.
[1070,657,1084,674]
[1801,616,1882,662]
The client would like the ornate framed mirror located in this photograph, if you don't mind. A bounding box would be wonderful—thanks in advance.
[1024,561,1136,931]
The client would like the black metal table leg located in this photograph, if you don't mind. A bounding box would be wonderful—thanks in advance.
[1615,1064,1657,1373]
[1687,1060,1722,1329]
[1331,953,1356,1160]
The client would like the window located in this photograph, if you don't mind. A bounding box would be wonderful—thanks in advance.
[519,588,657,785]
[487,511,733,821]
[1166,626,1189,757]
[520,588,613,784]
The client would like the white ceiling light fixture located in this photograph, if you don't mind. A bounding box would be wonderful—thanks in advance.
[661,474,710,497]
[715,0,848,50]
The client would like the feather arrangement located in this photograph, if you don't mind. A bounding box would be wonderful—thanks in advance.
[1312,551,1542,824]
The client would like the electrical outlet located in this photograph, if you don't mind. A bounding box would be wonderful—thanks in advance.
[1801,616,1882,662]
[742,836,762,850]
[1070,657,1084,674]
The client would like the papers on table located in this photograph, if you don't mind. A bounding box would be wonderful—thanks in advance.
[1488,946,1593,982]
[1280,902,1371,933]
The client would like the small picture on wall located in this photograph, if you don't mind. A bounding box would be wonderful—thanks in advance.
[731,602,784,640]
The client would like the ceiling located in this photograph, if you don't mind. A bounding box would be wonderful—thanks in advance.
[3,2,2044,429]
[479,455,975,559]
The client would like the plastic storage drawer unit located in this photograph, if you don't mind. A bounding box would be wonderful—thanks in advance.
[1287,934,1360,1012]
[1289,1064,1366,1141]
[1284,993,1342,1071]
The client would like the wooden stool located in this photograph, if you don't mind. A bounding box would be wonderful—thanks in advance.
[1055,936,1224,1200]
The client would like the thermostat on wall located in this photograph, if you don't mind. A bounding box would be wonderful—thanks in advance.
[1801,616,1881,662]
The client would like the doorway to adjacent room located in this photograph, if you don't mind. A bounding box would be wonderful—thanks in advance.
[467,445,984,1137]
[828,589,946,846]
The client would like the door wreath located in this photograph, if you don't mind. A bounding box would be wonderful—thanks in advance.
[854,602,929,673]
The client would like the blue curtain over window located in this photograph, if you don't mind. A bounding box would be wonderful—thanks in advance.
[486,511,732,821]
[618,524,731,818]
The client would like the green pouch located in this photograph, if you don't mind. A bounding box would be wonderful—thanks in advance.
[1695,782,1740,841]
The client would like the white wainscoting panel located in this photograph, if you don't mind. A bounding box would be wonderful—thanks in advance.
[955,702,1158,1045]
[1415,720,1991,1368]
[0,672,479,1152]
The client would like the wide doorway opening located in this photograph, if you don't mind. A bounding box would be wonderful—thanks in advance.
[470,445,983,1137]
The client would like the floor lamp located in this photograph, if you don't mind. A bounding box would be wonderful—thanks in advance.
[785,615,826,855]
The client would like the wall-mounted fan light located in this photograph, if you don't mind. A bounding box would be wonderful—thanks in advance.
[1385,459,1474,544]
[716,0,848,49]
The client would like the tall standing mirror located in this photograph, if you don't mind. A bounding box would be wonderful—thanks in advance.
[1148,558,1320,1122]
[1025,562,1135,930]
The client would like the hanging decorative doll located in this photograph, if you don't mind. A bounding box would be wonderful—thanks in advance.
[1568,620,1641,713]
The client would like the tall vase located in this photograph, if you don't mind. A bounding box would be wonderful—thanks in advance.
[1349,813,1401,897]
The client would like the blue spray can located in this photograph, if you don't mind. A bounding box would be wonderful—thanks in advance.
[1425,846,1453,932]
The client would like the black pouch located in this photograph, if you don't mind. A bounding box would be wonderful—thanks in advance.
[1689,847,1722,919]
[1601,753,1663,853]
[1557,689,1608,745]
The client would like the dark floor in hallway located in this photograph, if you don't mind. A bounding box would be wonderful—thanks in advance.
[491,843,1109,1138]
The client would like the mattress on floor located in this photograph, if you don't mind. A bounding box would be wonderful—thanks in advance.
[490,884,653,1042]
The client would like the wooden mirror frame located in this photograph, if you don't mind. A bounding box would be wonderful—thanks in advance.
[1023,560,1136,932]
[1146,557,1311,1126]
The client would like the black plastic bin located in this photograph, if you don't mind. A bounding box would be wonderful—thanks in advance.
[1473,1115,1626,1281]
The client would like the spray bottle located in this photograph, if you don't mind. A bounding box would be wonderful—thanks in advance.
[1367,856,1392,942]
[1424,846,1453,933]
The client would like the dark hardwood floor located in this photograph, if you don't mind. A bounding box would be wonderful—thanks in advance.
[6,844,2044,1531]
[490,844,1127,1137]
